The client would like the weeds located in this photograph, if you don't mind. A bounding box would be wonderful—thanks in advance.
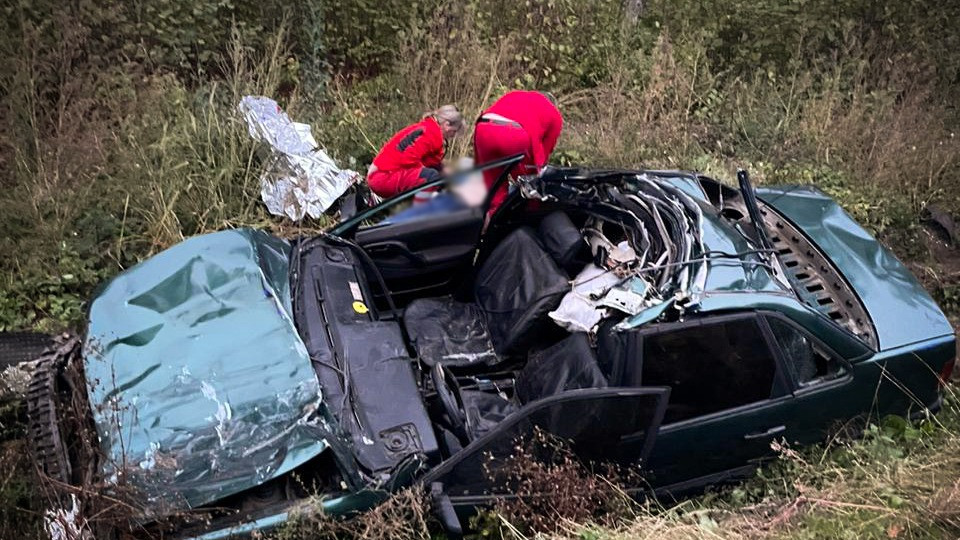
[474,429,639,537]
[0,440,45,539]
[278,488,431,540]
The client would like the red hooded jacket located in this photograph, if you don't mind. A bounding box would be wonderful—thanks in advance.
[482,90,563,173]
[372,117,444,172]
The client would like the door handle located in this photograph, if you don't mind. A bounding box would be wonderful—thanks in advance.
[364,241,426,265]
[743,425,786,440]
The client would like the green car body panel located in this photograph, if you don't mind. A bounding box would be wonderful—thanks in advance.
[71,172,955,536]
[757,185,954,350]
[84,229,328,511]
[638,179,954,490]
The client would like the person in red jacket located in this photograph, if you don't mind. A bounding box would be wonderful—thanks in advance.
[367,105,464,198]
[473,91,563,213]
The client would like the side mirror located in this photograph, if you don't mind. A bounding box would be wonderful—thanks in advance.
[430,482,462,538]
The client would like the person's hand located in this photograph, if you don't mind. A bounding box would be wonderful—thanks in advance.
[367,164,379,176]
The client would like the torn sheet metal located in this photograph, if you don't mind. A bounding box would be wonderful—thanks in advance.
[83,229,327,513]
[525,169,707,328]
[239,96,359,220]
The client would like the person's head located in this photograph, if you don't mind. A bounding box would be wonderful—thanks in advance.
[427,105,464,140]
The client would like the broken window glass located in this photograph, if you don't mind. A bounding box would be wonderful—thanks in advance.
[767,317,846,386]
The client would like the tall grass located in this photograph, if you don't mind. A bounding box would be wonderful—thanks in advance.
[0,18,297,330]
[3,0,959,331]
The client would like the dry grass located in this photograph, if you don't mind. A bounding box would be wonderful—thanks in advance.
[278,488,432,540]
[549,393,960,540]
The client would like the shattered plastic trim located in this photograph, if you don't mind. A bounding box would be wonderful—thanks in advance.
[83,229,328,511]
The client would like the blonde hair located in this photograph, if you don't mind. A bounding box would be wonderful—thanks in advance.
[425,104,464,133]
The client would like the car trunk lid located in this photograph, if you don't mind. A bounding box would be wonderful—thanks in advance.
[757,186,953,351]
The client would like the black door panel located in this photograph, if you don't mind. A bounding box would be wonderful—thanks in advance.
[356,207,484,298]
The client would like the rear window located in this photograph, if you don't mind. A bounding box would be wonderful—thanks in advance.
[642,317,778,422]
[767,317,846,386]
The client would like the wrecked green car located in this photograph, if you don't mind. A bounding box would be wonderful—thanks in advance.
[28,164,955,538]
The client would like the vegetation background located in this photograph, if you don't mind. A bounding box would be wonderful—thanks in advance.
[1,0,958,538]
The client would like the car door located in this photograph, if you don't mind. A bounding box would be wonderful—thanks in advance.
[329,183,484,303]
[422,388,669,510]
[760,312,865,447]
[644,312,862,493]
[354,206,484,297]
[328,156,524,302]
[639,314,794,490]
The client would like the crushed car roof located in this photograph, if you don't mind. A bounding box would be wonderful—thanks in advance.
[519,169,793,328]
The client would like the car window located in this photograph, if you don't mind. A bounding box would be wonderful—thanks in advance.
[766,317,846,387]
[641,317,779,423]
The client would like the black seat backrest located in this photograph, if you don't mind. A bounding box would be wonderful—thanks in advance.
[515,333,608,404]
[537,211,586,275]
[474,227,569,356]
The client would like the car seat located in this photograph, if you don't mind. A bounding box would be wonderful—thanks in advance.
[403,227,569,367]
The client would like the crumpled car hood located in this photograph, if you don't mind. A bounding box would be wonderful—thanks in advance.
[758,185,953,350]
[83,229,327,513]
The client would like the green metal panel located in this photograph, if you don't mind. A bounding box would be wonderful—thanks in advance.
[757,186,954,350]
[83,229,328,512]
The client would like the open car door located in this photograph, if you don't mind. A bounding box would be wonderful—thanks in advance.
[329,155,524,301]
[422,387,669,508]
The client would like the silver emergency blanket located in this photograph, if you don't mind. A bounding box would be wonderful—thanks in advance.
[239,96,359,220]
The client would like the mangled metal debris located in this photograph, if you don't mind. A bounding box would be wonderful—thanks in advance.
[524,170,708,331]
[239,96,359,220]
[44,494,84,540]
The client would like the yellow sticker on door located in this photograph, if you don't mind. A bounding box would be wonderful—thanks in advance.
[352,301,369,314]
